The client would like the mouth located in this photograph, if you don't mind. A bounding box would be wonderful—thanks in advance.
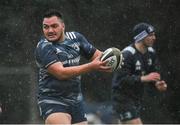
[47,34,56,38]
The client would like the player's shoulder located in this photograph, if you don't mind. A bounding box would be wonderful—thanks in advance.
[147,47,156,54]
[36,38,53,50]
[122,45,136,56]
[65,31,84,40]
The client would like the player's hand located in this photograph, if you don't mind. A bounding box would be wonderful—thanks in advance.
[155,80,167,92]
[141,72,161,82]
[90,55,111,72]
[100,60,112,72]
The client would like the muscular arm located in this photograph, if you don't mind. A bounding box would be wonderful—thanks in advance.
[47,50,109,80]
[48,61,94,80]
[90,49,102,61]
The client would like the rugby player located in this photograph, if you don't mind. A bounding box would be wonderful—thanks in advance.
[112,23,167,124]
[35,9,111,124]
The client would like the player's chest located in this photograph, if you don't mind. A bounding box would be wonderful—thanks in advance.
[55,41,80,56]
[53,43,81,66]
[133,54,153,73]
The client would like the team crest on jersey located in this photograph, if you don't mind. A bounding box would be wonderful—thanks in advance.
[56,48,62,54]
[135,60,141,70]
[71,43,80,51]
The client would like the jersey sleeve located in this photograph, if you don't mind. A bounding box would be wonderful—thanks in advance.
[150,52,161,72]
[35,41,59,68]
[150,52,167,83]
[112,50,141,87]
[147,47,158,72]
[75,32,96,60]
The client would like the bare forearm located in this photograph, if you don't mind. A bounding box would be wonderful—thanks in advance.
[48,62,95,80]
[140,72,160,83]
[59,63,94,79]
[47,49,110,80]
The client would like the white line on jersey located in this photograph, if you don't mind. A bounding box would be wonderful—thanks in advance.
[66,32,76,39]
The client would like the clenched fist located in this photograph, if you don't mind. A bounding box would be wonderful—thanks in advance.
[155,80,167,92]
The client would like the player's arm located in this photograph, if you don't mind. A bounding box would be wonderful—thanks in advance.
[43,32,110,80]
[76,31,103,61]
[141,72,167,91]
[114,50,160,86]
[90,49,102,61]
[141,50,167,90]
[140,72,161,82]
[149,53,167,91]
[47,48,110,80]
[141,59,161,82]
[47,53,110,80]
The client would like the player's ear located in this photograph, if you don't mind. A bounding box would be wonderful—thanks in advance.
[62,23,65,30]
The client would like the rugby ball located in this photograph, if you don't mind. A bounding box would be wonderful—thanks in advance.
[100,47,122,71]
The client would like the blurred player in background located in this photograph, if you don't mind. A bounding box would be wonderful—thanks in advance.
[112,23,167,124]
[35,9,111,124]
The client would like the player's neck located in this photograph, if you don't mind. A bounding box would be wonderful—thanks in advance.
[135,42,147,54]
[59,32,65,42]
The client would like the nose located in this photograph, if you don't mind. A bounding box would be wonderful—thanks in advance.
[48,27,54,32]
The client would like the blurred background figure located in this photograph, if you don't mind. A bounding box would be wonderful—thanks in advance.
[84,100,119,124]
[112,23,167,124]
[86,113,102,124]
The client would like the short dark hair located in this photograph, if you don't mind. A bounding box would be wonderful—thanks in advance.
[42,9,64,22]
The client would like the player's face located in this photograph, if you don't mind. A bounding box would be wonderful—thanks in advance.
[143,32,156,47]
[43,16,65,42]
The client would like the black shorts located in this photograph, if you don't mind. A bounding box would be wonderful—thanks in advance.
[112,95,141,122]
[38,97,87,124]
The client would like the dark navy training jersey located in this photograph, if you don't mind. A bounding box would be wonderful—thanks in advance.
[112,44,159,100]
[35,32,96,104]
